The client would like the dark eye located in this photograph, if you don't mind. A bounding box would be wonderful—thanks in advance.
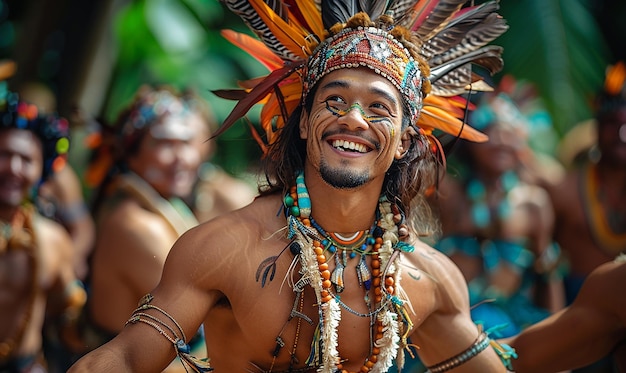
[370,102,392,115]
[325,95,346,105]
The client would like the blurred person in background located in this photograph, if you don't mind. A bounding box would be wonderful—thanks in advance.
[81,85,208,372]
[547,60,626,373]
[0,75,86,373]
[17,81,95,281]
[508,254,626,373]
[434,78,565,341]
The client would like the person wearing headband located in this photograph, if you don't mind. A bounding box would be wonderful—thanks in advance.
[70,1,514,372]
[0,80,85,373]
[81,85,209,371]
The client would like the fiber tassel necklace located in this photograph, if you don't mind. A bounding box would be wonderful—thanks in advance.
[282,171,415,373]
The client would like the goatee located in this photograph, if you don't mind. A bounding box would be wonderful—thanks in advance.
[320,162,369,189]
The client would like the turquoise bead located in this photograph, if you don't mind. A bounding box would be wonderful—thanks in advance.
[290,206,300,217]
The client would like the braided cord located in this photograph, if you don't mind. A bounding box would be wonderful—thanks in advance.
[425,332,490,373]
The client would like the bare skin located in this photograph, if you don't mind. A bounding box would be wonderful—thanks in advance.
[88,198,182,334]
[549,107,626,283]
[38,165,95,280]
[509,257,626,373]
[70,68,506,373]
[88,112,205,335]
[0,129,80,365]
[0,216,76,358]
[191,166,256,222]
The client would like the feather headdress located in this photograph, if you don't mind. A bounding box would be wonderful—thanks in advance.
[214,0,508,152]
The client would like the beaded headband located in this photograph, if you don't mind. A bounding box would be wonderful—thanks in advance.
[118,88,198,150]
[0,81,70,182]
[304,26,423,125]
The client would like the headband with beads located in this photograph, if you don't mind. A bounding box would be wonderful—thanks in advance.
[0,82,70,182]
[304,24,424,126]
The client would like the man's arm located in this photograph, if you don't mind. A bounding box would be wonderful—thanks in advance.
[510,259,626,373]
[69,226,219,372]
[409,248,508,372]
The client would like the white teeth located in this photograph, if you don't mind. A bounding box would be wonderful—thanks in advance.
[332,139,367,153]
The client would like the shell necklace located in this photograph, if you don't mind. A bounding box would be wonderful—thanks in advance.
[283,171,415,373]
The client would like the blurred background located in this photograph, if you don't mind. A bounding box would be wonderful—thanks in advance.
[1,0,625,181]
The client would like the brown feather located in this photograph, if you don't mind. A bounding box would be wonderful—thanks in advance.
[210,61,305,139]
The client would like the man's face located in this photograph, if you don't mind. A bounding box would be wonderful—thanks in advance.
[597,106,626,165]
[300,67,406,189]
[0,129,43,208]
[128,112,205,199]
[469,123,522,175]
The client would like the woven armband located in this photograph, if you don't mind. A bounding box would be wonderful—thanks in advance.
[425,332,490,373]
[126,293,213,372]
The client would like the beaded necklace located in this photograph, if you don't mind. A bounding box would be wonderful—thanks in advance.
[580,163,626,255]
[0,205,39,364]
[281,171,414,373]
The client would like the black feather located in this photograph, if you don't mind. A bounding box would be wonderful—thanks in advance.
[322,0,358,29]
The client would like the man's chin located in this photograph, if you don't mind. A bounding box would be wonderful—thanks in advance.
[319,166,369,190]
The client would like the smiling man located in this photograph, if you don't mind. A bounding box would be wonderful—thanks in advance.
[82,86,208,372]
[70,2,511,373]
[0,83,85,373]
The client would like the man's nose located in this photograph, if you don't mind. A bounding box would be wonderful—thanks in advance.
[337,104,369,131]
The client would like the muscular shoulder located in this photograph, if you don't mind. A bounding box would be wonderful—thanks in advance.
[399,239,469,315]
[34,214,73,258]
[579,258,626,315]
[94,198,177,267]
[165,194,285,282]
[101,198,173,240]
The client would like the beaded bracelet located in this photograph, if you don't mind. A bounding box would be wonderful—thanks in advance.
[425,332,490,373]
[126,293,213,372]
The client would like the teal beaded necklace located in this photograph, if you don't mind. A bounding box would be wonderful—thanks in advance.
[280,170,415,372]
[467,171,519,229]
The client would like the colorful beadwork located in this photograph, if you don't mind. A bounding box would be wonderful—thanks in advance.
[304,26,423,126]
[581,163,626,255]
[0,82,70,182]
[282,171,415,373]
[424,332,491,373]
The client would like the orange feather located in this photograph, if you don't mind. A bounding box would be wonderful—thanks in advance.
[221,30,284,71]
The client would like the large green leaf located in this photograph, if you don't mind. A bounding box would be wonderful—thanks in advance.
[497,0,610,138]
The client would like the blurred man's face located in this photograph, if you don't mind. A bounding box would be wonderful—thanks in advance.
[0,129,43,208]
[128,112,205,199]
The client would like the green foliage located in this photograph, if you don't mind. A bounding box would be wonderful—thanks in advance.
[104,0,266,175]
[104,0,619,173]
[497,0,610,138]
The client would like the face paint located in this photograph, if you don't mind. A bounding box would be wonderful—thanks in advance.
[325,101,395,138]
